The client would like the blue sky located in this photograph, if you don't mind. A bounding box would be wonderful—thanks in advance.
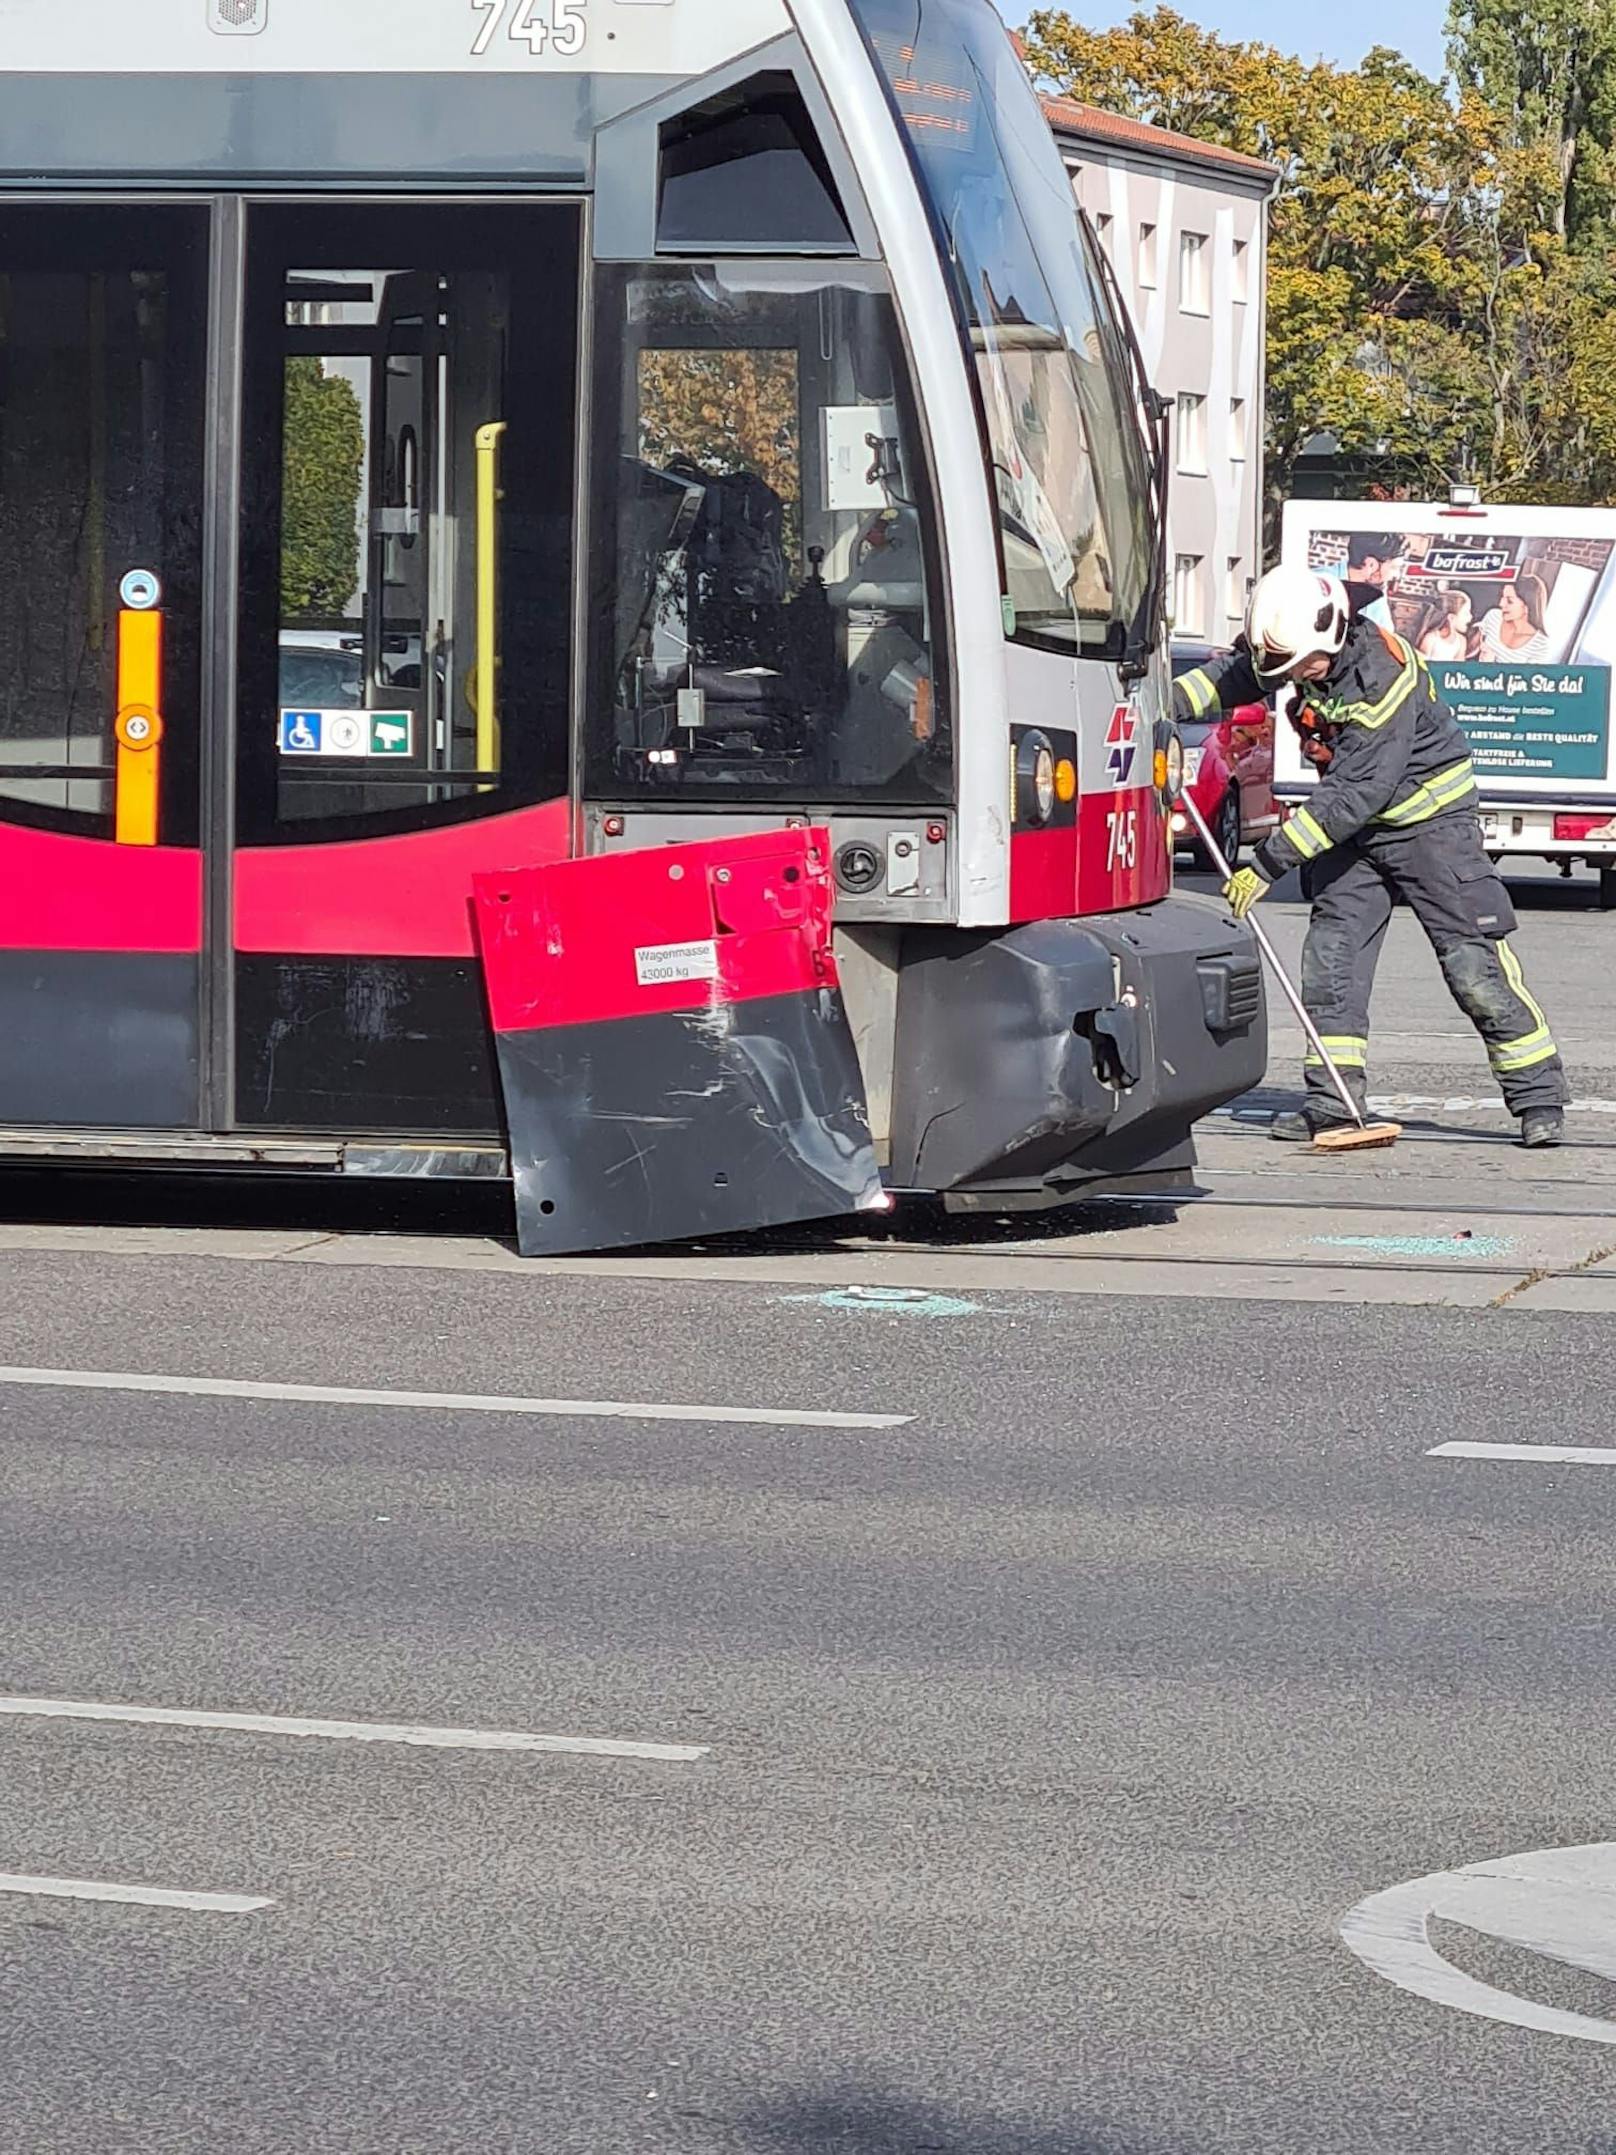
[995,0,1448,78]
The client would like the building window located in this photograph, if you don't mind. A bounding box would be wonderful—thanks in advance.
[1174,553,1205,636]
[1176,391,1207,475]
[1179,230,1209,314]
[1095,211,1114,256]
[1227,557,1246,621]
[1138,221,1157,288]
[1232,236,1250,304]
[1229,396,1247,460]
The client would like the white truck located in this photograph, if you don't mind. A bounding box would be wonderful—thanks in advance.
[1278,498,1616,908]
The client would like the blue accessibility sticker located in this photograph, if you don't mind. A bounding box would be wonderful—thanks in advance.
[280,709,324,755]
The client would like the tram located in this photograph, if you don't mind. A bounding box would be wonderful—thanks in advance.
[0,0,1264,1250]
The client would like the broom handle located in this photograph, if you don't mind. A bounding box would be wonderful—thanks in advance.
[1180,789,1367,1129]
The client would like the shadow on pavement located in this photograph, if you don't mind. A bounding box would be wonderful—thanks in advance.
[740,2090,1179,2155]
[0,1166,519,1242]
[0,1162,1185,1257]
[1502,870,1610,914]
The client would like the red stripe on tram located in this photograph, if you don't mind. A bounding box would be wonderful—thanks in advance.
[0,825,202,954]
[233,796,572,959]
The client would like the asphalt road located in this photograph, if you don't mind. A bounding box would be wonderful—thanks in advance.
[3,1248,1616,2153]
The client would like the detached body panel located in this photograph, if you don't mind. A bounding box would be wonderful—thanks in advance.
[473,827,882,1255]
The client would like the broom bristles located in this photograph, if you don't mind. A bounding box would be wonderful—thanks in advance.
[1311,1120,1403,1153]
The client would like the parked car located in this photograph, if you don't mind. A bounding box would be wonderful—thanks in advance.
[277,631,423,712]
[1168,638,1280,870]
[279,632,364,711]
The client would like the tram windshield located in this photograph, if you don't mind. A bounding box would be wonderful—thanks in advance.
[848,0,1158,663]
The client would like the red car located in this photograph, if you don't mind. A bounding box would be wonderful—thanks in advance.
[1168,639,1280,869]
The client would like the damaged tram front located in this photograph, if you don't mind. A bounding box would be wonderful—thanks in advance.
[0,0,1264,1252]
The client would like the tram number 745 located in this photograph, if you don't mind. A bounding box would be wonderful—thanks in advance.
[470,0,588,57]
[1106,807,1139,874]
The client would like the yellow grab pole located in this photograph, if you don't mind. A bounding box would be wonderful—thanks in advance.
[475,421,508,789]
[114,606,164,846]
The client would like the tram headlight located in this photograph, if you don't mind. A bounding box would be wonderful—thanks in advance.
[1154,722,1185,802]
[1034,744,1056,821]
[1015,730,1058,827]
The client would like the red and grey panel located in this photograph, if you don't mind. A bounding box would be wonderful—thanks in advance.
[472,826,883,1256]
[0,824,203,1128]
[231,798,571,1132]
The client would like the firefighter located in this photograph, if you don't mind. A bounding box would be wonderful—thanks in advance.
[1174,563,1568,1147]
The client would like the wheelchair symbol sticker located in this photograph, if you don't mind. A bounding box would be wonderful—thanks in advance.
[279,710,323,755]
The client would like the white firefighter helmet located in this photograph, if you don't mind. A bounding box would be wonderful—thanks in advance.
[1243,564,1350,683]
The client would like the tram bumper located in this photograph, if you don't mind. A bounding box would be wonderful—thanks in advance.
[887,894,1267,1208]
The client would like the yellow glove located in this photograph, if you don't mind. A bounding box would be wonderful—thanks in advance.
[1224,866,1270,921]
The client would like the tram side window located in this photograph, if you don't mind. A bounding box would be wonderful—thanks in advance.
[270,265,516,827]
[584,263,948,806]
[237,202,579,849]
[656,73,855,253]
[0,218,206,840]
[849,0,1157,664]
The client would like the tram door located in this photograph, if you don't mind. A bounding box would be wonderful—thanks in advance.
[233,203,579,1136]
[0,200,577,1143]
[0,205,209,1131]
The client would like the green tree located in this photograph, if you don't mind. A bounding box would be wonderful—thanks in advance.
[1446,0,1616,242]
[280,357,364,620]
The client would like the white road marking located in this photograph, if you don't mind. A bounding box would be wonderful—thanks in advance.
[1430,1441,1616,1465]
[0,1695,710,1763]
[0,1872,272,1915]
[1341,1842,1616,2044]
[0,1363,909,1432]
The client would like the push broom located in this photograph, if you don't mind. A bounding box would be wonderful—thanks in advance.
[1180,791,1401,1153]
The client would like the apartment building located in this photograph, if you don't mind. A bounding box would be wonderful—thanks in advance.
[1042,93,1279,647]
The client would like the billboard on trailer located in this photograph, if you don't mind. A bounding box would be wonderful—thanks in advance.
[0,0,789,74]
[1279,500,1616,800]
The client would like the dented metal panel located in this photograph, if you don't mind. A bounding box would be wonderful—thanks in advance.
[473,827,883,1256]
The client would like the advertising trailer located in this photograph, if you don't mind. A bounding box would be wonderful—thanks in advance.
[1280,499,1616,907]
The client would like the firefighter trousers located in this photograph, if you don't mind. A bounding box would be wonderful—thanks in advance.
[1299,812,1568,1118]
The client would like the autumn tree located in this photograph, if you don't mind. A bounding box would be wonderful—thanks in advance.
[1024,5,1616,526]
[637,349,802,562]
[280,357,364,620]
[1447,0,1616,242]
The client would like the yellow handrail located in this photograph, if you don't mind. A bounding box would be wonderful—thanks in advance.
[475,420,508,787]
[114,606,164,846]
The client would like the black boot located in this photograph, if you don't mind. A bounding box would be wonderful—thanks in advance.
[1520,1106,1564,1148]
[1269,1107,1354,1143]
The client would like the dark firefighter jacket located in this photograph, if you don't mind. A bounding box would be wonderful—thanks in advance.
[1173,618,1479,882]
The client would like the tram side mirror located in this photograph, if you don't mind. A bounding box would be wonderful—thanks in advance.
[864,432,902,493]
